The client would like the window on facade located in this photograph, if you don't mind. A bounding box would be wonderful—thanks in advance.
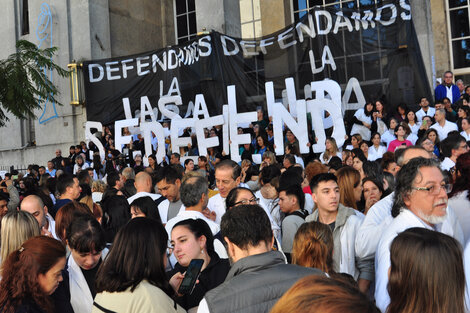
[447,0,470,71]
[175,0,197,44]
[21,0,29,35]
[239,0,265,96]
[292,0,388,96]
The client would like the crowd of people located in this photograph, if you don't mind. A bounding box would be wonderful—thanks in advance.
[0,71,470,312]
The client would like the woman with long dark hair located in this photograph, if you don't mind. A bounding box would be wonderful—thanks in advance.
[0,236,66,313]
[387,228,465,313]
[93,218,185,312]
[350,102,375,141]
[168,219,230,311]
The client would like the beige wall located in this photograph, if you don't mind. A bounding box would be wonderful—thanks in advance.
[430,0,451,80]
[109,0,176,57]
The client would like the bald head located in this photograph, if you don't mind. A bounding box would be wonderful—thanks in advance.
[134,172,152,193]
[20,195,47,228]
[395,146,430,167]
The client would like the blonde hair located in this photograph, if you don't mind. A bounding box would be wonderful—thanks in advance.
[292,222,333,273]
[322,137,339,162]
[335,166,361,211]
[92,180,106,193]
[1,211,40,264]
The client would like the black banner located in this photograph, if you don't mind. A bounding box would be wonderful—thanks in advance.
[83,0,431,125]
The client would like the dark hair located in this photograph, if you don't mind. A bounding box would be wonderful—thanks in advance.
[382,171,395,191]
[95,218,173,296]
[387,228,465,313]
[107,172,120,188]
[392,158,441,217]
[221,204,273,250]
[155,165,182,184]
[404,110,418,123]
[449,152,470,199]
[328,156,343,171]
[130,196,162,223]
[363,101,375,116]
[67,214,106,254]
[0,236,66,313]
[260,165,281,185]
[363,161,383,181]
[279,168,303,190]
[310,173,337,192]
[362,177,384,195]
[283,154,296,166]
[440,134,466,158]
[286,143,300,156]
[101,195,131,243]
[172,219,215,253]
[279,184,305,211]
[171,152,180,160]
[226,187,255,209]
[215,160,241,181]
[56,173,75,195]
[352,149,367,164]
[77,170,90,185]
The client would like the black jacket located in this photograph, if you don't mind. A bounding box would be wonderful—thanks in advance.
[167,251,230,310]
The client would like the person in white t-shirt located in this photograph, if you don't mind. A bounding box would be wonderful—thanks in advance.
[368,132,387,161]
[415,97,435,122]
[431,108,458,140]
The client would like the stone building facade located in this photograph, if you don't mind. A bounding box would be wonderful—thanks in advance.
[0,0,464,169]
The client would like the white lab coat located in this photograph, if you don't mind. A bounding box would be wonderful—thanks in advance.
[355,192,464,260]
[375,209,463,312]
[69,249,108,313]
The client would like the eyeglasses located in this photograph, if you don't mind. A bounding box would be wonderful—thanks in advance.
[411,184,452,195]
[234,198,259,206]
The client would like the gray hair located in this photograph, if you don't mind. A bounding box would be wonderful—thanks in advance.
[121,167,135,180]
[180,176,208,207]
[435,108,445,115]
[392,158,441,217]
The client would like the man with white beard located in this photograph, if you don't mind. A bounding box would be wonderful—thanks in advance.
[375,157,460,312]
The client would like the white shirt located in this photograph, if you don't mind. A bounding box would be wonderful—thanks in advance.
[441,157,455,171]
[408,123,420,135]
[46,214,58,240]
[431,120,458,140]
[255,190,281,243]
[367,145,387,161]
[461,130,470,141]
[73,162,89,175]
[207,193,226,224]
[355,193,394,260]
[375,208,463,312]
[380,131,396,148]
[446,85,454,103]
[197,299,210,313]
[416,107,435,122]
[127,191,170,223]
[304,193,314,215]
[464,241,470,310]
[356,192,464,260]
[165,210,220,237]
[448,190,470,244]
